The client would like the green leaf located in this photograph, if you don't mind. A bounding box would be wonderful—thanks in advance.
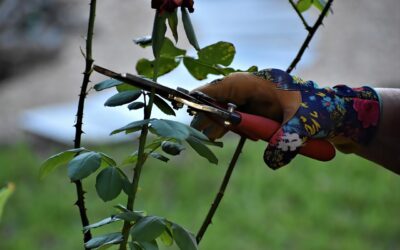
[83,216,121,233]
[186,136,218,164]
[167,10,179,42]
[99,152,117,167]
[123,151,139,165]
[136,38,185,79]
[128,102,145,110]
[152,11,167,60]
[115,211,144,222]
[149,152,169,163]
[134,36,152,48]
[114,204,129,212]
[131,240,159,250]
[199,139,224,148]
[145,139,163,152]
[94,79,122,91]
[119,169,133,197]
[154,95,176,116]
[186,125,223,147]
[198,42,235,66]
[171,223,197,250]
[160,226,173,246]
[218,65,258,75]
[122,138,164,166]
[135,58,156,79]
[117,83,139,92]
[111,119,154,135]
[129,242,141,250]
[130,216,166,242]
[97,244,113,250]
[139,240,159,250]
[150,119,190,140]
[0,183,14,221]
[84,232,123,249]
[129,242,142,250]
[161,141,185,156]
[186,126,210,141]
[218,67,236,76]
[181,7,200,51]
[104,90,142,107]
[296,0,312,12]
[184,124,223,148]
[313,0,327,12]
[67,152,102,181]
[160,38,186,59]
[96,167,124,202]
[183,57,222,80]
[39,147,87,180]
[136,57,179,79]
[246,65,259,72]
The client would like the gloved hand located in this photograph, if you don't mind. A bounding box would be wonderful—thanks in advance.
[191,69,381,169]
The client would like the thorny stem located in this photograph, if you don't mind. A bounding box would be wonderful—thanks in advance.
[287,0,334,73]
[196,0,334,244]
[288,0,311,31]
[73,0,97,247]
[196,137,246,243]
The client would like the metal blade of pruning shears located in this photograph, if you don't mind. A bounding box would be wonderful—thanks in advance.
[93,65,239,123]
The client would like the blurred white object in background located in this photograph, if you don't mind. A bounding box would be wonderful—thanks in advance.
[19,0,315,145]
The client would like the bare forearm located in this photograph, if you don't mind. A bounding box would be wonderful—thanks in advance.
[355,88,400,174]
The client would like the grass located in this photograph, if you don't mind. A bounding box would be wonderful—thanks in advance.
[0,137,399,250]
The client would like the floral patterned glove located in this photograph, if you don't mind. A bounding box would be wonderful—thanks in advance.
[254,69,381,169]
[191,69,381,169]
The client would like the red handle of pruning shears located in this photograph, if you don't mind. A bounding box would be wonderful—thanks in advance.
[232,112,336,161]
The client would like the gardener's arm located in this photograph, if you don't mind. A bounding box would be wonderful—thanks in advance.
[353,88,400,174]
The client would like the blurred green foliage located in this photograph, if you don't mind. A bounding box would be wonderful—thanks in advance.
[0,138,399,250]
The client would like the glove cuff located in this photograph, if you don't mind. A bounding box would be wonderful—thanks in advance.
[333,85,381,145]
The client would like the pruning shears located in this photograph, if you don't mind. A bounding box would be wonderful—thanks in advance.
[93,65,335,162]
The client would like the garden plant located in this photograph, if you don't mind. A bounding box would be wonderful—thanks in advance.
[39,0,334,249]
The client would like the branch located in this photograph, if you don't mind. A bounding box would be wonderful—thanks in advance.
[73,0,97,246]
[196,136,246,243]
[287,0,334,73]
[196,0,334,245]
[288,0,311,31]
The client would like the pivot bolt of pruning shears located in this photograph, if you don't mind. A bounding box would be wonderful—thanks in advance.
[224,103,237,126]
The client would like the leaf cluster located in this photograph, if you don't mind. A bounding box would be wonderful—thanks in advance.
[296,0,327,12]
[84,207,197,249]
[39,3,262,249]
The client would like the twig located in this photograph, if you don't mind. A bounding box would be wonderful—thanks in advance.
[196,0,334,244]
[196,136,246,243]
[73,0,97,246]
[288,0,311,31]
[287,0,334,73]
